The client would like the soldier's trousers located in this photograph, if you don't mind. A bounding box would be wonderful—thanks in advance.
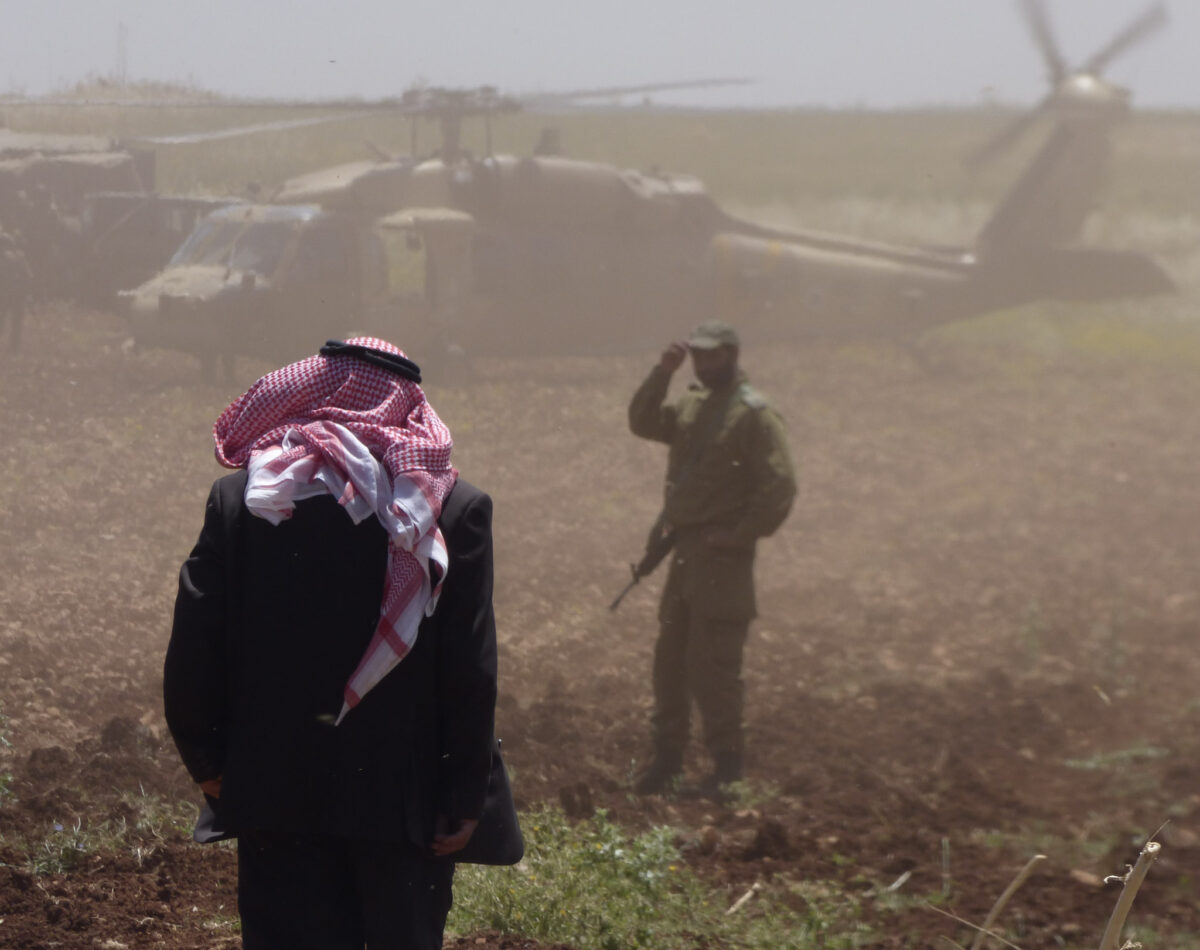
[651,592,749,764]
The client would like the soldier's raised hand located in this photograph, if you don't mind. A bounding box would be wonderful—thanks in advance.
[659,341,689,374]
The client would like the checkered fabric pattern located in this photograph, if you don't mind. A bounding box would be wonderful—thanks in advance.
[212,337,458,722]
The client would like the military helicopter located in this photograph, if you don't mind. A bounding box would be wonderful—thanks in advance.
[0,128,150,300]
[0,127,153,213]
[0,121,247,304]
[117,0,1172,374]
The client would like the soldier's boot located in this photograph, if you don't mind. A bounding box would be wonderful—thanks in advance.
[711,750,743,786]
[633,754,683,795]
[686,750,743,803]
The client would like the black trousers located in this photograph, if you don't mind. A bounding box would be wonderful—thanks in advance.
[237,830,455,950]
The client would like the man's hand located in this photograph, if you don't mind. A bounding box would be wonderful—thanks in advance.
[199,777,222,799]
[432,816,480,857]
[659,341,688,374]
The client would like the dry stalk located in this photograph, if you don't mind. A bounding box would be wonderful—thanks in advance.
[725,880,763,915]
[925,902,1024,950]
[1097,840,1161,950]
[886,868,913,892]
[969,853,1047,950]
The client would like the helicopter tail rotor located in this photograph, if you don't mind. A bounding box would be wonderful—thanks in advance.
[967,0,1168,170]
[966,94,1053,168]
[1019,0,1068,85]
[1081,1,1168,75]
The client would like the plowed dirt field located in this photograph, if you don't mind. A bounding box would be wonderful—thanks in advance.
[3,302,1200,948]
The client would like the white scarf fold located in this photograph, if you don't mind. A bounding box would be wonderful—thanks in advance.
[246,422,449,724]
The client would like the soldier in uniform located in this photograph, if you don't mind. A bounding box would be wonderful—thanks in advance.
[628,320,796,795]
[0,230,32,350]
[15,185,69,304]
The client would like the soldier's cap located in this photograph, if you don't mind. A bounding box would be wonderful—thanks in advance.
[687,320,740,350]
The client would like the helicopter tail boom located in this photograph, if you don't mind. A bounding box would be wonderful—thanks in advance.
[1037,246,1174,301]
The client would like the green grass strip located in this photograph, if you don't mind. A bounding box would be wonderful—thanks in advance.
[449,806,872,950]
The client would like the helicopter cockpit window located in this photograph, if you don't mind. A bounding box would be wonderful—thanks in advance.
[168,218,242,267]
[168,218,291,278]
[227,222,291,277]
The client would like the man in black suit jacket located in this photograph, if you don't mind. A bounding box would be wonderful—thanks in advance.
[164,339,510,950]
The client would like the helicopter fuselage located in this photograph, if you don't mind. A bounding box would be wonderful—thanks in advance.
[120,120,1174,372]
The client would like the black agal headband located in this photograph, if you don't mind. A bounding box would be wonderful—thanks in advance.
[320,340,422,383]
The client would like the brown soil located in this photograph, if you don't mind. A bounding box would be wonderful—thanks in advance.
[3,303,1200,948]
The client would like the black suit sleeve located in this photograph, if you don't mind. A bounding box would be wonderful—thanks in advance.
[163,481,229,784]
[434,489,499,821]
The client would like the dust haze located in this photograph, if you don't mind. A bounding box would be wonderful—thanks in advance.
[3,36,1200,950]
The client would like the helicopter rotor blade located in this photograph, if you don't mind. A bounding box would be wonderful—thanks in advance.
[1017,0,1068,85]
[9,77,756,155]
[965,95,1052,169]
[4,95,398,110]
[136,111,373,146]
[524,77,754,105]
[1081,1,1168,76]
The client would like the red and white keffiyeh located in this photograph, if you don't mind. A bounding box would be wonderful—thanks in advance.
[212,336,457,724]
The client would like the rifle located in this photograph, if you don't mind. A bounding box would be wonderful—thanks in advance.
[613,378,744,611]
[609,513,676,611]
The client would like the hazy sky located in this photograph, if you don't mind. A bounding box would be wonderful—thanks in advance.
[4,1,1195,110]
